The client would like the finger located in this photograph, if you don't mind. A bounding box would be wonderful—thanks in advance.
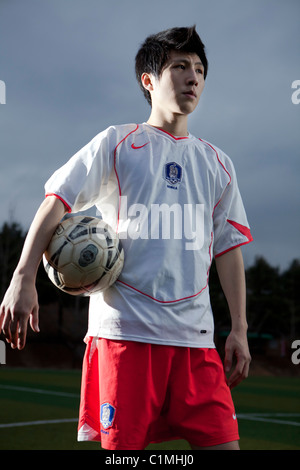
[10,316,20,349]
[17,315,29,350]
[0,304,5,330]
[30,305,40,333]
[224,347,233,373]
[228,371,242,389]
[228,359,250,389]
[2,311,12,344]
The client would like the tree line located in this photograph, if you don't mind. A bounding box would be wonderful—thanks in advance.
[0,221,299,345]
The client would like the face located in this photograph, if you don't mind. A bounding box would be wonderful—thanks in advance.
[144,50,205,117]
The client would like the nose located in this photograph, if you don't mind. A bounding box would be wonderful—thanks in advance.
[187,69,198,87]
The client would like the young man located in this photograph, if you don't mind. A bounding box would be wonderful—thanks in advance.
[0,26,252,450]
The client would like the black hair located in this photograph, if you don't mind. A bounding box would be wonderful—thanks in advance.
[135,25,208,105]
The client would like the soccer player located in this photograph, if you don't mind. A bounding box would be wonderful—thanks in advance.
[0,26,252,450]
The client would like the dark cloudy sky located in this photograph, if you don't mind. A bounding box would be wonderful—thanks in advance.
[0,0,299,270]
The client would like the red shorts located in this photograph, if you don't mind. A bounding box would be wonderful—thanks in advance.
[77,337,239,450]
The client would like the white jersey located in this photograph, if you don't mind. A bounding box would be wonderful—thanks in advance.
[45,123,253,348]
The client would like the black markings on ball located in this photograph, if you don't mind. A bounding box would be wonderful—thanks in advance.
[79,244,98,267]
[50,240,68,265]
[68,217,94,241]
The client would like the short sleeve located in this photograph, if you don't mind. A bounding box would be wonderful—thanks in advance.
[213,155,253,258]
[44,127,115,213]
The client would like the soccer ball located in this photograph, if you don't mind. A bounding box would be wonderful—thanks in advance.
[43,216,124,296]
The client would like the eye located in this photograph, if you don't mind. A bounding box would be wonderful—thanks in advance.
[174,64,185,70]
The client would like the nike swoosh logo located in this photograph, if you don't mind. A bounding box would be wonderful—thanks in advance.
[232,414,237,420]
[131,142,150,150]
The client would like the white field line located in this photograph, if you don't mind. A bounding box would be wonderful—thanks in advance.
[1,414,300,430]
[237,413,300,427]
[0,384,78,397]
[0,384,79,429]
[0,418,78,429]
[0,384,300,429]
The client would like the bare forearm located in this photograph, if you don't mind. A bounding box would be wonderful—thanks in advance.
[215,247,247,332]
[215,247,251,388]
[14,196,67,280]
[0,196,67,349]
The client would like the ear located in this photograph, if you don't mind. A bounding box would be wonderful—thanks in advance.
[141,72,154,92]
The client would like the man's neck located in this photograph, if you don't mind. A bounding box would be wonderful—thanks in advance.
[147,111,189,137]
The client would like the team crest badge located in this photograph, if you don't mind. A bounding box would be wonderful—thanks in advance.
[164,161,183,185]
[100,403,116,429]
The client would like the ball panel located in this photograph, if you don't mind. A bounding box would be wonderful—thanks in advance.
[48,240,74,268]
[43,216,124,296]
[59,263,85,288]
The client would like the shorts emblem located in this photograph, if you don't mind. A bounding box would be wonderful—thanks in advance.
[164,161,183,185]
[100,403,116,429]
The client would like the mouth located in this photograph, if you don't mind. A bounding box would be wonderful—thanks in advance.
[183,90,197,99]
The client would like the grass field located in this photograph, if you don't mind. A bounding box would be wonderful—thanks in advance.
[0,367,299,451]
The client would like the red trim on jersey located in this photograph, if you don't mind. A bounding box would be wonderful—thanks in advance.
[198,140,232,252]
[214,241,252,258]
[197,140,253,256]
[45,193,72,213]
[198,138,233,263]
[156,127,189,140]
[114,124,139,232]
[214,220,253,258]
[198,138,232,198]
[227,219,253,242]
[116,279,208,304]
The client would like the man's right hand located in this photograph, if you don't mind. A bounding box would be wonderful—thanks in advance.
[0,196,67,350]
[0,273,40,350]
